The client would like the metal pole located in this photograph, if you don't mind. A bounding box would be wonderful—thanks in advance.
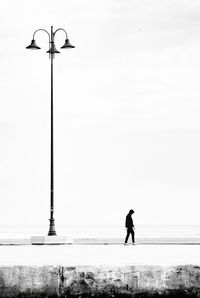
[48,26,56,236]
[26,26,74,237]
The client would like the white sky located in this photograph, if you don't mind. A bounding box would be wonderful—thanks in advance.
[1,0,200,227]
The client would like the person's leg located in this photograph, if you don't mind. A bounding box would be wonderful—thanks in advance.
[125,228,130,243]
[131,228,135,243]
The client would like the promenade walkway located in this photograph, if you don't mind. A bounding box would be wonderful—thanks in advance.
[0,242,200,266]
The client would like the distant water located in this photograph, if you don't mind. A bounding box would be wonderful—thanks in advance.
[0,224,199,239]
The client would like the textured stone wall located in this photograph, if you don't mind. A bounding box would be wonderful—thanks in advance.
[0,265,200,297]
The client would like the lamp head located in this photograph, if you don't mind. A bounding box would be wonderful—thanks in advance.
[46,42,60,54]
[26,39,41,50]
[61,39,75,49]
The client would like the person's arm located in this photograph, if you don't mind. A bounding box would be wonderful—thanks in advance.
[125,216,128,228]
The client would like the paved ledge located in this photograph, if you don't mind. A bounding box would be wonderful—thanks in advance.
[73,237,200,245]
[0,237,200,245]
[0,238,31,245]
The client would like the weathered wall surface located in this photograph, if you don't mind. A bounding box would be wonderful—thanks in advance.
[0,265,200,297]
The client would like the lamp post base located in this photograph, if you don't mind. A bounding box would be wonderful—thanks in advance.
[48,218,57,236]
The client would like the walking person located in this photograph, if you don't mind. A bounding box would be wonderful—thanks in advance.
[124,209,135,245]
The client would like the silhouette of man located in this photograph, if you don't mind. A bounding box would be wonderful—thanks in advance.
[124,209,135,244]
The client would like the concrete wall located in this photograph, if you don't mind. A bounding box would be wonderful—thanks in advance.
[0,265,200,297]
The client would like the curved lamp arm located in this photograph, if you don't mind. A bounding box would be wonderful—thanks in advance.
[54,28,68,39]
[33,29,50,42]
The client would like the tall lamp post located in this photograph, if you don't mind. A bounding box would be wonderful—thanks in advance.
[26,26,75,236]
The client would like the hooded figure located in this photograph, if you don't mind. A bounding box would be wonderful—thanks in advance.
[124,209,135,244]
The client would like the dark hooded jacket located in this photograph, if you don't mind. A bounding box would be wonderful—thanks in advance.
[125,212,134,228]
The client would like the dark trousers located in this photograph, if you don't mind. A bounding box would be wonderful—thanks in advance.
[125,227,135,243]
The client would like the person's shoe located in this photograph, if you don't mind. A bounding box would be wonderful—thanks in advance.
[132,242,136,245]
[124,243,128,245]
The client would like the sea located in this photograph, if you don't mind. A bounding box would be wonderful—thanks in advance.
[0,224,199,239]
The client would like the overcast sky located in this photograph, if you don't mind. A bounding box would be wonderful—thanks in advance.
[0,0,200,228]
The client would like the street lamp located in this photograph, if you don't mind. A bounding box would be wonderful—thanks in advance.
[26,26,75,236]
